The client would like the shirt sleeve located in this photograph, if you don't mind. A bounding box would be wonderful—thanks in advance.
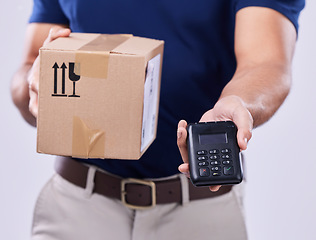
[234,0,305,33]
[29,0,69,25]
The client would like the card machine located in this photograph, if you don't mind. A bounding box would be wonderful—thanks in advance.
[187,121,243,187]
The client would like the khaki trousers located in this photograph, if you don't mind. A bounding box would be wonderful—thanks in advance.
[31,172,247,240]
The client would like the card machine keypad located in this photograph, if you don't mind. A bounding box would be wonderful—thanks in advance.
[196,148,233,176]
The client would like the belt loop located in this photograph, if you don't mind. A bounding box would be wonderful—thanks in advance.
[84,166,97,198]
[179,174,190,205]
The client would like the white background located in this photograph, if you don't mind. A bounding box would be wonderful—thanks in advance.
[0,1,315,239]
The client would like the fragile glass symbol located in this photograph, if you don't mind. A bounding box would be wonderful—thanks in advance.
[68,62,80,97]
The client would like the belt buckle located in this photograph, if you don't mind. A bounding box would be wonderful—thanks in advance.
[121,178,156,210]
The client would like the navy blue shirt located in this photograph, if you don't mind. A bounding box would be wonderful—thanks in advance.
[30,0,304,178]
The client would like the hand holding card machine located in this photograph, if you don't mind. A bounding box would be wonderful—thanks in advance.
[187,121,243,187]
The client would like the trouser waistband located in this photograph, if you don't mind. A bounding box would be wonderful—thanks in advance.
[55,156,232,209]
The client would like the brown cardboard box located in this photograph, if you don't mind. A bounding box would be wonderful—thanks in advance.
[37,33,164,159]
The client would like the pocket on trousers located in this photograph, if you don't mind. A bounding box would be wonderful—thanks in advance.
[31,175,56,236]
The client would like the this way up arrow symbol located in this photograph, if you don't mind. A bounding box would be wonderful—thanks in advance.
[60,63,67,94]
[52,62,59,95]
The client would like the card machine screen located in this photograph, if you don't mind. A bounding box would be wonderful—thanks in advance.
[187,121,243,187]
[199,133,227,145]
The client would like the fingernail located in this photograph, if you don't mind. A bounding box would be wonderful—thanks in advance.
[177,129,182,139]
[244,138,248,145]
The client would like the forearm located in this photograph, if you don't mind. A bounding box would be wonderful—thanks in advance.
[220,62,291,127]
[223,6,297,128]
[11,64,36,127]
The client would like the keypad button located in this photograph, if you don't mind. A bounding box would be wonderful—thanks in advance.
[199,168,210,177]
[222,160,232,165]
[221,148,231,153]
[197,150,207,155]
[197,156,208,161]
[210,160,220,165]
[198,161,209,166]
[211,166,221,171]
[212,172,221,176]
[224,166,234,175]
[209,149,219,154]
[221,154,231,159]
[209,155,219,160]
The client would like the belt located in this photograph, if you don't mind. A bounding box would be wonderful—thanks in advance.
[55,156,232,210]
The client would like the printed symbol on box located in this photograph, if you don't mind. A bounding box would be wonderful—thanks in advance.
[68,62,80,97]
[52,62,81,98]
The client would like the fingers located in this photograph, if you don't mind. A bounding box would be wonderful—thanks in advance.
[27,27,71,119]
[209,185,221,192]
[177,120,190,177]
[178,163,190,178]
[43,27,71,46]
[27,57,40,118]
[178,162,189,172]
[177,120,189,163]
[28,90,38,118]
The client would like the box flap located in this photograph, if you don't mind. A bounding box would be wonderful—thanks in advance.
[112,36,164,56]
[79,34,132,52]
[42,33,100,51]
[41,33,133,52]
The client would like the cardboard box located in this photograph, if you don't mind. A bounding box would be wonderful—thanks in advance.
[37,33,164,159]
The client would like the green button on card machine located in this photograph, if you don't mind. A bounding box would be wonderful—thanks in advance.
[187,121,243,187]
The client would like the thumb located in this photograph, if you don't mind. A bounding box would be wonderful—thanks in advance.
[237,126,252,151]
[233,106,253,151]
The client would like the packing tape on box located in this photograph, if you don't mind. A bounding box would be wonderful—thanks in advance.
[74,51,109,79]
[74,34,132,79]
[72,116,105,158]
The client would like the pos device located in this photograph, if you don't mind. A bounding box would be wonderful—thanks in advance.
[187,121,243,187]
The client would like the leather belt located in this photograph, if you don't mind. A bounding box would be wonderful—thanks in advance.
[55,156,232,209]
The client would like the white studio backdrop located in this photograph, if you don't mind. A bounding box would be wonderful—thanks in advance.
[0,1,315,239]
